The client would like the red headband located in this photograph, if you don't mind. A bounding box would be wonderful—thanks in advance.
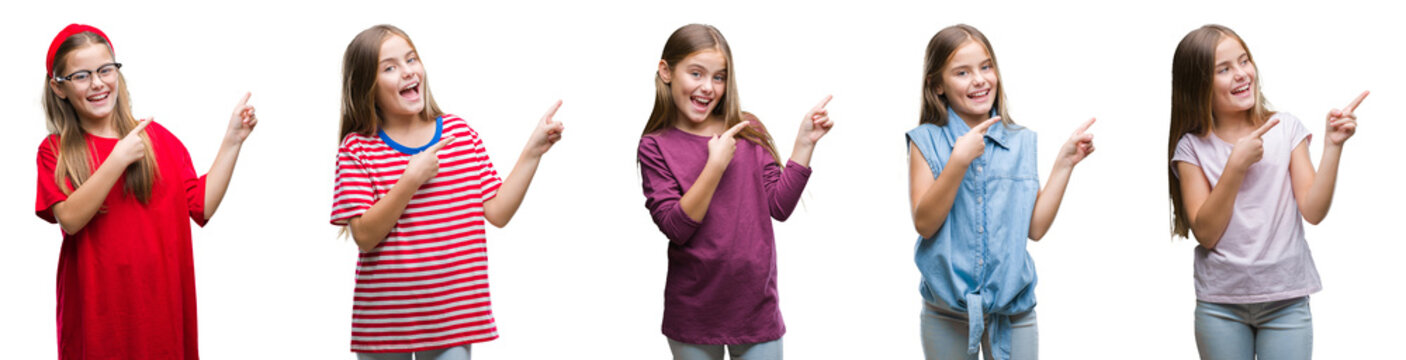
[46,24,113,78]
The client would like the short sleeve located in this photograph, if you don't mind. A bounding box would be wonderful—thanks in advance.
[158,124,209,227]
[1280,113,1312,152]
[906,125,945,178]
[331,137,374,225]
[35,137,68,223]
[463,126,503,202]
[1170,134,1199,179]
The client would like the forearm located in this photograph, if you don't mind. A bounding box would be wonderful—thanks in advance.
[788,140,815,168]
[1028,164,1074,241]
[913,158,971,238]
[1191,168,1246,249]
[483,150,543,228]
[1301,145,1343,224]
[52,161,127,235]
[679,161,727,222]
[349,179,421,252]
[203,140,243,220]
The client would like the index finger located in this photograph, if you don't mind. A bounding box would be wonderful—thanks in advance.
[723,121,750,138]
[1075,117,1096,134]
[973,116,1002,133]
[237,92,252,107]
[130,118,152,135]
[812,94,833,111]
[427,136,456,153]
[541,99,563,122]
[1251,118,1280,138]
[1343,90,1369,114]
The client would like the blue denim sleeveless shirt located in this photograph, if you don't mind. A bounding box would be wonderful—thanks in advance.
[906,109,1039,360]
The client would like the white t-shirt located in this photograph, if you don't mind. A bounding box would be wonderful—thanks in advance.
[1172,112,1322,304]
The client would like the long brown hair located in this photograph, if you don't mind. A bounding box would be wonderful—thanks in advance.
[1168,24,1273,238]
[42,31,157,203]
[642,24,780,164]
[920,24,1015,127]
[340,24,444,140]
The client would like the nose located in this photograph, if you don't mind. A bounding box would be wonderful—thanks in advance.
[700,80,714,96]
[972,73,989,88]
[1231,64,1248,82]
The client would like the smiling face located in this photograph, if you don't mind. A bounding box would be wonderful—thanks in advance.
[1210,36,1257,117]
[661,49,727,126]
[374,35,425,120]
[49,43,119,123]
[936,40,998,124]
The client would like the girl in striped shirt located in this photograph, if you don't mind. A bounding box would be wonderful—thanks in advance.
[330,24,565,359]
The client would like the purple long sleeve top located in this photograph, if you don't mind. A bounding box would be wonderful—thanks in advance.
[638,126,812,345]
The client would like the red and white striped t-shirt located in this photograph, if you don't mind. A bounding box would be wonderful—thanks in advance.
[331,114,503,353]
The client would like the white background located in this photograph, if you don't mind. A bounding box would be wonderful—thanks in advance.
[2,0,1402,358]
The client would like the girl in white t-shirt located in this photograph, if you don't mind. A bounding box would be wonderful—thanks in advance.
[1168,24,1367,359]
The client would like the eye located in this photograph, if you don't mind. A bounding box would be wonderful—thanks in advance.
[981,64,991,71]
[71,72,90,82]
[407,57,418,64]
[383,65,396,73]
[713,74,725,81]
[1216,67,1228,74]
[691,71,701,78]
[956,70,968,76]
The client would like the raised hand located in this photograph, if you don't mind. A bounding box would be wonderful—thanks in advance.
[952,116,1001,164]
[708,121,750,168]
[798,95,834,146]
[1230,118,1279,170]
[111,118,152,167]
[525,100,566,158]
[1326,90,1368,146]
[226,92,258,144]
[1058,118,1097,167]
[403,136,455,186]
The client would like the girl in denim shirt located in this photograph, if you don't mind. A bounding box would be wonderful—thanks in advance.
[906,24,1096,360]
[1168,24,1366,360]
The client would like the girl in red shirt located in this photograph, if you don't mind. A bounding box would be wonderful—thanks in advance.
[34,23,259,359]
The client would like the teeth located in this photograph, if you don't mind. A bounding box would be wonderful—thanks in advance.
[88,93,108,101]
[1233,83,1250,93]
[693,96,710,104]
[401,82,419,91]
[970,90,989,97]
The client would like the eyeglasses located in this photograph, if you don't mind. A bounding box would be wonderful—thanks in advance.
[54,63,122,86]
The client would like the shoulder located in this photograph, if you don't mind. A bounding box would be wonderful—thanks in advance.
[339,130,378,154]
[440,113,481,139]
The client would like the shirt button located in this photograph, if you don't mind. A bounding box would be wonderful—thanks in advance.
[977,196,983,204]
[977,226,984,233]
[977,165,983,173]
[978,259,984,266]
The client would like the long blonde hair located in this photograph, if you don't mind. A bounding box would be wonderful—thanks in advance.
[1168,24,1273,238]
[340,24,444,140]
[42,31,157,203]
[642,24,780,164]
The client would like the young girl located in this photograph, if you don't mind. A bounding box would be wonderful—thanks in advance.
[1169,24,1365,359]
[637,24,834,360]
[34,24,258,359]
[330,24,565,359]
[906,24,1095,360]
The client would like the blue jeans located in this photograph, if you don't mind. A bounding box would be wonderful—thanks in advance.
[356,344,472,360]
[920,301,1038,360]
[1195,296,1312,360]
[667,337,782,360]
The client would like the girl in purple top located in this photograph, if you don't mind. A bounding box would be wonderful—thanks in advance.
[1168,24,1367,359]
[637,23,834,360]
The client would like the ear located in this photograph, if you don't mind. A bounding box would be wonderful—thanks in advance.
[657,60,672,84]
[48,79,67,100]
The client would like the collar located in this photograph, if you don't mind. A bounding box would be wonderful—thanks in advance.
[946,107,1012,148]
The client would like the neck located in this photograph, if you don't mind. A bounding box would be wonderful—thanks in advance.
[955,110,987,129]
[79,114,118,138]
[673,113,725,136]
[381,112,429,132]
[1212,109,1255,131]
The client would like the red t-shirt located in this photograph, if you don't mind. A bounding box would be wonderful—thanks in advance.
[34,121,208,359]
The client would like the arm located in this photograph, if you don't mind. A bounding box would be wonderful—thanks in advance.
[910,117,1001,238]
[203,92,258,220]
[1181,118,1279,249]
[51,119,152,234]
[483,101,565,227]
[348,137,455,252]
[639,137,703,244]
[1028,118,1096,241]
[787,95,834,167]
[671,121,751,222]
[909,141,970,239]
[1290,91,1366,224]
